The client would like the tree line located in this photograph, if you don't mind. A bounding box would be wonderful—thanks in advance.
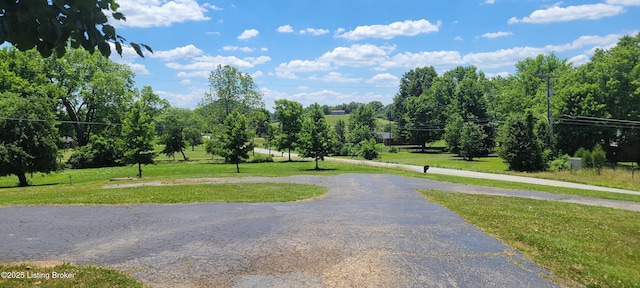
[391,33,640,171]
[2,33,639,184]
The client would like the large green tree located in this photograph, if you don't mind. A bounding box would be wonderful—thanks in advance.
[0,0,151,58]
[297,103,334,170]
[204,64,263,121]
[121,101,156,178]
[0,94,59,186]
[219,111,252,173]
[274,99,303,161]
[46,48,136,146]
[392,66,438,142]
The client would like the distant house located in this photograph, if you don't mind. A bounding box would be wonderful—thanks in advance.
[331,110,346,115]
[375,132,394,146]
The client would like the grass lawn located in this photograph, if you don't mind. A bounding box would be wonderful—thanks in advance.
[0,263,142,287]
[0,159,389,206]
[4,153,640,204]
[324,114,391,128]
[420,190,640,287]
[377,150,640,192]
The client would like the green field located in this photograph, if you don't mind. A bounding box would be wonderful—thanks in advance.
[421,191,640,287]
[324,114,392,128]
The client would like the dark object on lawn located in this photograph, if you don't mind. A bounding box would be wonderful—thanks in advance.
[424,165,429,173]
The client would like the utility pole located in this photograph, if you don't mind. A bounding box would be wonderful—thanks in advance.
[537,74,558,145]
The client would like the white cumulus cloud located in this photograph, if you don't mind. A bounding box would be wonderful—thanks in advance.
[606,0,640,5]
[308,72,362,83]
[335,19,441,40]
[508,3,624,24]
[151,44,204,60]
[113,0,210,28]
[238,29,259,40]
[223,46,256,53]
[276,25,294,33]
[481,31,513,39]
[366,73,400,87]
[300,28,330,36]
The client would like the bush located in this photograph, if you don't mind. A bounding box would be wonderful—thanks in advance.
[358,138,379,160]
[592,144,606,168]
[548,154,571,171]
[67,136,123,169]
[248,154,273,163]
[389,146,398,153]
[574,147,599,169]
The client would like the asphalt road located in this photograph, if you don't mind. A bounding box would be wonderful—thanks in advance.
[1,174,563,287]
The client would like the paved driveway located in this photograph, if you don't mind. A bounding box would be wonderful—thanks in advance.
[1,174,563,287]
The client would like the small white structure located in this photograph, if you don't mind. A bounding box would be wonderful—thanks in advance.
[568,157,582,170]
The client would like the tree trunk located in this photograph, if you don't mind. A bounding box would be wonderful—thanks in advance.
[315,158,319,170]
[61,98,88,146]
[192,145,195,151]
[421,142,426,153]
[181,150,188,161]
[138,163,142,178]
[235,163,240,173]
[17,172,29,187]
[288,148,291,161]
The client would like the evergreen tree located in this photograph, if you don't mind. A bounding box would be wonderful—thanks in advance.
[498,112,545,172]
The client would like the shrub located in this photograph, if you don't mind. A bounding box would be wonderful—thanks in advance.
[248,154,273,163]
[67,136,123,169]
[592,144,606,168]
[358,138,379,160]
[389,146,398,153]
[548,154,571,171]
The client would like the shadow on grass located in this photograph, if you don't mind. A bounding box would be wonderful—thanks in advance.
[300,168,338,172]
[0,182,62,189]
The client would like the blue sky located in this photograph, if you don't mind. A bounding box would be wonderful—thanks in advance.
[108,0,640,110]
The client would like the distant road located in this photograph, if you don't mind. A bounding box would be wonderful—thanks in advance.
[254,148,640,196]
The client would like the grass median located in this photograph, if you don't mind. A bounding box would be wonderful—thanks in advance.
[420,190,640,287]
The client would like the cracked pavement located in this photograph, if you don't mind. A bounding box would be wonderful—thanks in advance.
[0,174,575,287]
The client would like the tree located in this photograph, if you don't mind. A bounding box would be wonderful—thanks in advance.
[459,122,486,161]
[121,101,156,178]
[204,64,263,121]
[219,111,252,173]
[405,93,443,152]
[0,0,151,58]
[348,104,377,132]
[274,99,303,161]
[297,103,335,170]
[183,127,203,151]
[444,114,464,154]
[160,125,187,161]
[46,48,136,147]
[0,94,59,186]
[138,86,170,120]
[497,112,545,172]
[333,119,347,155]
[392,66,438,141]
